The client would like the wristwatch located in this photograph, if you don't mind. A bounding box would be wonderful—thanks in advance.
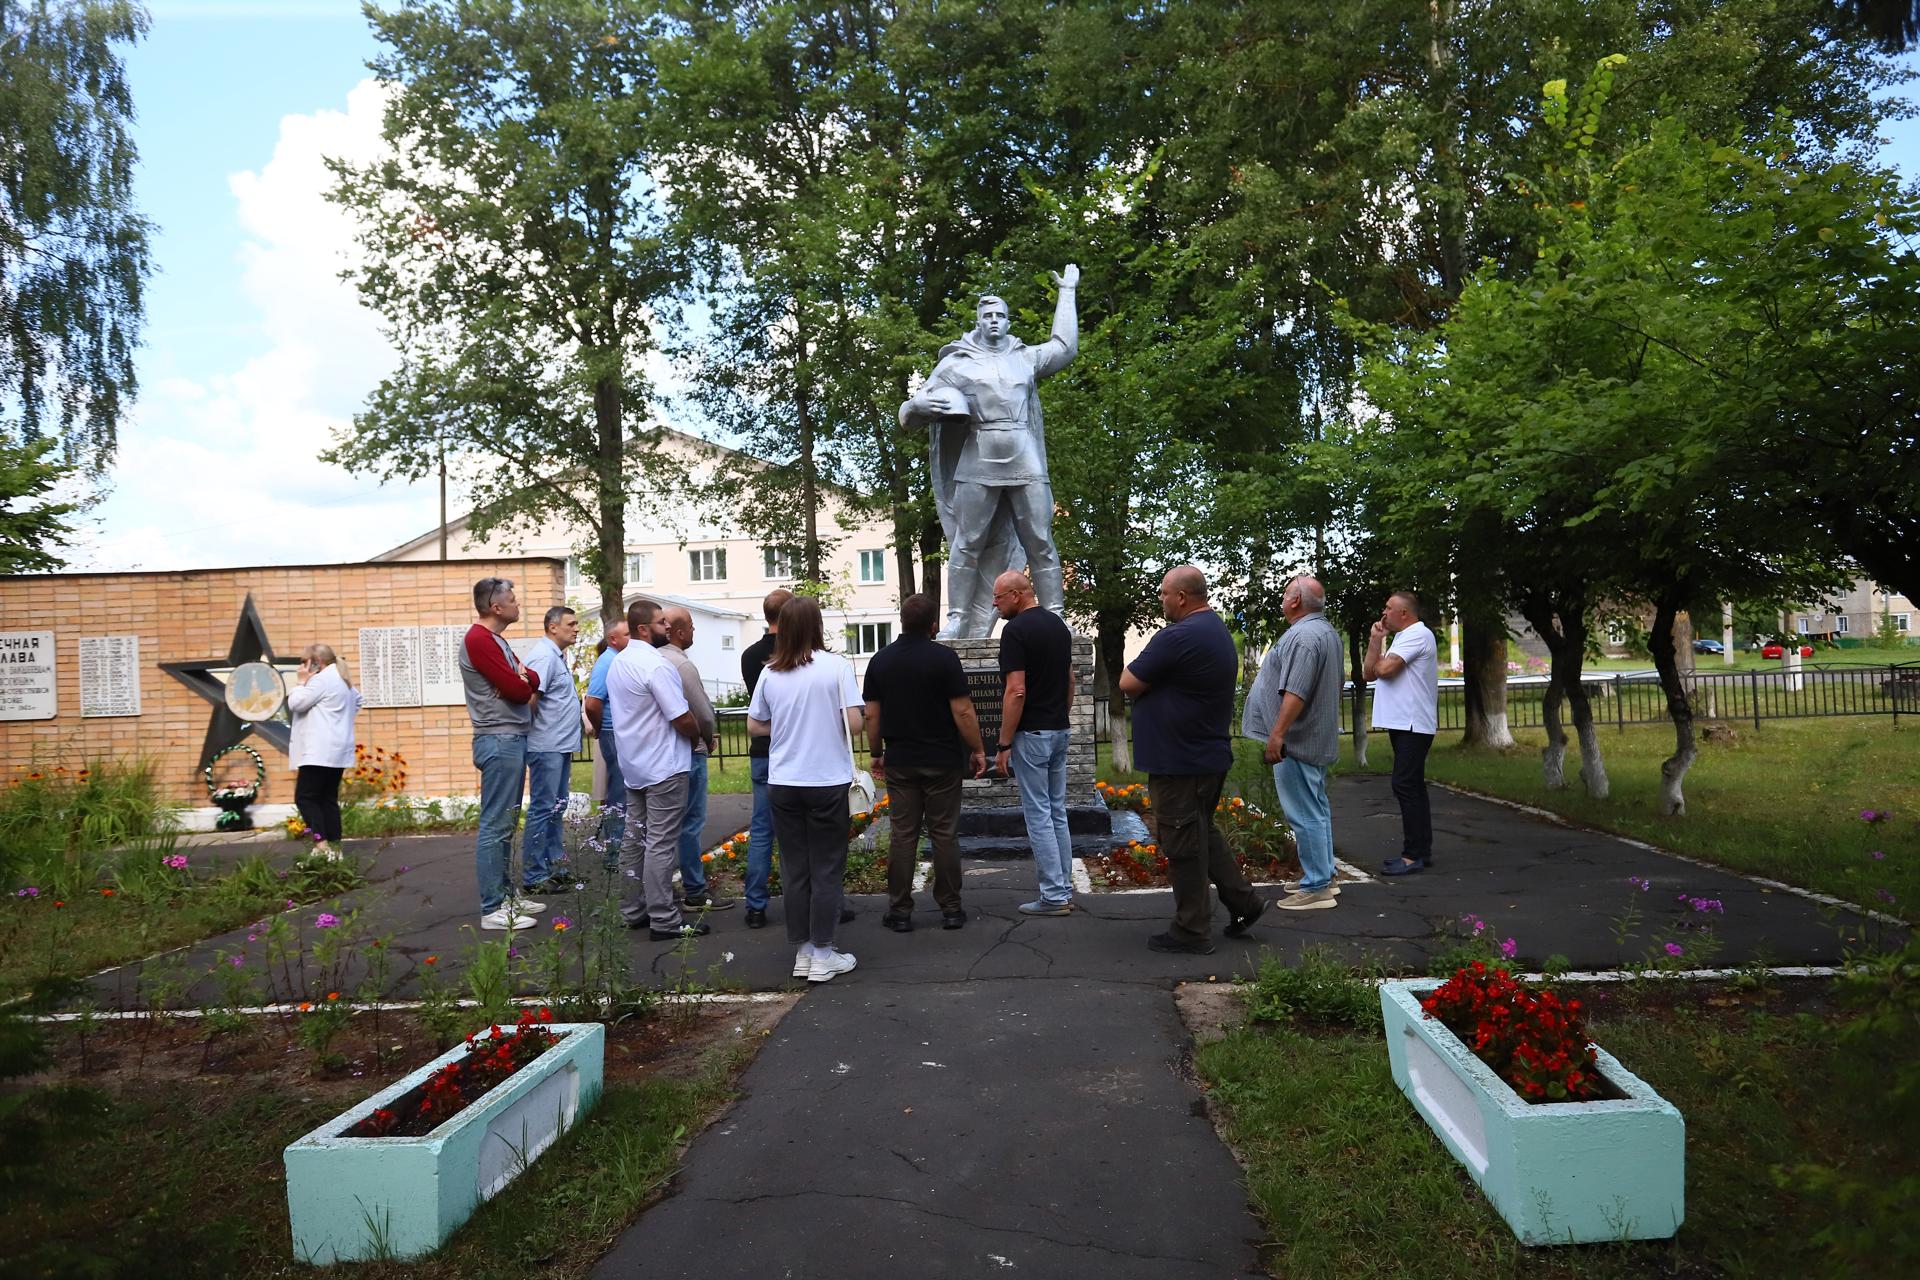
[997,742,1014,752]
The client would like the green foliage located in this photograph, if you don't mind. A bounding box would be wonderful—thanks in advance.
[325,0,680,625]
[1243,947,1381,1031]
[0,0,152,467]
[0,756,174,890]
[0,435,78,570]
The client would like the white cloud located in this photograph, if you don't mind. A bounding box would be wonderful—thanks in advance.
[73,79,437,572]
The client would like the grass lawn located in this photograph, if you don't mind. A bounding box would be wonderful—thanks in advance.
[571,755,755,797]
[4,1002,785,1278]
[1397,719,1917,923]
[1195,968,1916,1279]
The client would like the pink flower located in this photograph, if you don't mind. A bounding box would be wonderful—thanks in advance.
[14,887,38,898]
[163,854,188,870]
[1870,850,1886,861]
[314,912,340,929]
[1498,938,1518,959]
[1664,942,1684,958]
[1860,809,1888,823]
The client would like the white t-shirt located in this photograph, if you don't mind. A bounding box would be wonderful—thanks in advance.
[1371,620,1439,735]
[747,650,861,787]
[606,640,692,790]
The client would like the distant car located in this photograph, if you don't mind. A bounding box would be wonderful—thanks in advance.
[1761,643,1785,659]
[1692,638,1725,655]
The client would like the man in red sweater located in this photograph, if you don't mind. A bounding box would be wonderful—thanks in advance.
[460,577,548,930]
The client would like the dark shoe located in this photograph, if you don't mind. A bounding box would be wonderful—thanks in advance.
[942,910,967,930]
[646,921,712,940]
[745,907,767,929]
[882,913,914,933]
[682,892,737,911]
[839,906,857,924]
[1223,897,1266,939]
[1147,931,1216,955]
[1380,858,1430,877]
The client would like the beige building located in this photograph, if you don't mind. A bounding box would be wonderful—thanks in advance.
[372,430,914,691]
[1788,577,1916,644]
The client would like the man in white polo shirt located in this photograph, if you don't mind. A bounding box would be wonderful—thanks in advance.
[1365,590,1440,876]
[606,599,707,939]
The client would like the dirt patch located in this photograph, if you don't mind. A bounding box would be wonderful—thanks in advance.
[1174,980,1247,1046]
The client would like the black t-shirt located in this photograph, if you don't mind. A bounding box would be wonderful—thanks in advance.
[999,606,1073,734]
[861,635,971,769]
[1125,608,1238,775]
[741,633,776,758]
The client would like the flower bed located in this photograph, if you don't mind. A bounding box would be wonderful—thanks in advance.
[1082,796,1302,888]
[1380,976,1684,1244]
[346,1009,560,1138]
[284,1019,604,1263]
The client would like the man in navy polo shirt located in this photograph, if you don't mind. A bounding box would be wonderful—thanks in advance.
[1118,566,1265,954]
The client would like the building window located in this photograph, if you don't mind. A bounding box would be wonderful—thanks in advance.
[565,556,582,588]
[859,549,885,583]
[689,548,727,582]
[1899,613,1913,634]
[721,635,735,650]
[1796,616,1810,635]
[762,546,799,580]
[845,622,892,655]
[1837,615,1851,634]
[625,552,653,585]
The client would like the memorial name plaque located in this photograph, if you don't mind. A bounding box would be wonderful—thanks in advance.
[78,635,142,717]
[966,668,1004,747]
[359,627,424,708]
[0,631,57,721]
[420,625,467,707]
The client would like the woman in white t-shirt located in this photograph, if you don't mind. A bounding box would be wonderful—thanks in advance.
[747,596,865,984]
[287,643,363,860]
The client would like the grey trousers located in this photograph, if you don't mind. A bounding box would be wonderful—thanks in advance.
[622,771,689,930]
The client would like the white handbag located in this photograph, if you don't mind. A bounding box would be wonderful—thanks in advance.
[841,676,876,815]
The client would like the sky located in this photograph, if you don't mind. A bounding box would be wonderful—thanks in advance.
[62,1,1920,572]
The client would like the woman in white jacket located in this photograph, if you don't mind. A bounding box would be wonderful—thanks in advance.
[287,643,362,859]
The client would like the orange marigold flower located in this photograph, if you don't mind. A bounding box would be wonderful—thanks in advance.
[299,1001,313,1011]
[327,992,340,1001]
[424,955,438,964]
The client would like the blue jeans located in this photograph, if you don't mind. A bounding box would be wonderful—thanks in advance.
[472,733,527,914]
[745,754,775,910]
[523,749,570,888]
[1273,757,1334,891]
[675,752,710,898]
[597,730,625,867]
[1011,728,1073,904]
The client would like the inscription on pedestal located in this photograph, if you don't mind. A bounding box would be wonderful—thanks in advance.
[966,668,1003,747]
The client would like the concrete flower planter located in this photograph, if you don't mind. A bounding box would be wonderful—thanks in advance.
[1379,980,1684,1245]
[284,1022,605,1264]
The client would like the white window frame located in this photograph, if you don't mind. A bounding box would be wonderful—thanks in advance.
[1796,616,1810,635]
[720,635,735,650]
[762,545,800,581]
[858,549,886,583]
[624,552,653,585]
[1898,613,1912,634]
[689,547,728,583]
[1836,615,1850,634]
[845,621,892,655]
[565,556,582,588]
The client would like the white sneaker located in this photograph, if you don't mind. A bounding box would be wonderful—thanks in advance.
[508,898,546,915]
[792,946,816,979]
[808,949,857,983]
[1280,880,1341,896]
[480,909,536,931]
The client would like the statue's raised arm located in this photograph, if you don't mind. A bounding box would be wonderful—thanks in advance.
[897,266,1081,638]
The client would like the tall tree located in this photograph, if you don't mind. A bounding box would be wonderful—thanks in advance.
[0,0,151,476]
[326,0,681,628]
[0,436,76,572]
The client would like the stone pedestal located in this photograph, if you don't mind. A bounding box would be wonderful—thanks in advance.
[938,633,1111,858]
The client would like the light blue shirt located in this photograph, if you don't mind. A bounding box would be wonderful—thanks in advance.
[526,636,582,755]
[587,645,617,703]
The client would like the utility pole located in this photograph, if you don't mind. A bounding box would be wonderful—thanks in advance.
[437,440,448,561]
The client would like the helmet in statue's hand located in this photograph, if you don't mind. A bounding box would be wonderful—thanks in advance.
[923,387,968,418]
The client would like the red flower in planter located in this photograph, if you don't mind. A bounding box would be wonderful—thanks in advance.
[1422,964,1603,1103]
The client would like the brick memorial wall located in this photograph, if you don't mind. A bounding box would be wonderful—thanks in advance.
[0,558,565,809]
